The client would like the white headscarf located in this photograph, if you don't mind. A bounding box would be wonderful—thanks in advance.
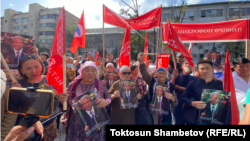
[75,61,99,80]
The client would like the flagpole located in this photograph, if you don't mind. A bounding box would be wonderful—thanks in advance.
[63,54,67,110]
[155,5,162,66]
[103,5,105,68]
[63,6,67,111]
[129,20,131,67]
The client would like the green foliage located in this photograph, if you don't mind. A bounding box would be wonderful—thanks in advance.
[36,43,45,54]
[66,25,77,45]
[222,42,245,59]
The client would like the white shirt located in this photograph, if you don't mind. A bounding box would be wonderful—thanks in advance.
[125,90,130,97]
[109,80,113,85]
[157,96,162,103]
[233,71,250,103]
[210,103,218,117]
[86,106,96,119]
[14,48,23,57]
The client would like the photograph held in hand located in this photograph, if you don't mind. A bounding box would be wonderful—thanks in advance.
[71,89,110,137]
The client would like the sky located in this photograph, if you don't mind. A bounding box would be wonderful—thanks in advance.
[0,0,246,28]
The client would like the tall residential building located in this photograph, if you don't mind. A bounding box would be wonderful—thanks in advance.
[161,1,250,65]
[1,3,79,56]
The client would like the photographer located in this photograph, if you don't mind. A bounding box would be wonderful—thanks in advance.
[11,54,68,141]
[1,70,17,140]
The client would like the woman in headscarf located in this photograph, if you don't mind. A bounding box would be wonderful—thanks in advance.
[108,66,142,124]
[63,61,111,141]
[137,52,178,125]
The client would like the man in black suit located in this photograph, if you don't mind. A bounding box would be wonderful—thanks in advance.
[209,52,221,69]
[151,86,169,115]
[200,92,228,124]
[105,73,114,90]
[2,36,29,64]
[80,95,109,135]
[120,81,137,109]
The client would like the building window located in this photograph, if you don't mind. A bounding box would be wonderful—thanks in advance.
[40,14,56,19]
[30,23,33,27]
[230,8,250,16]
[40,23,56,28]
[201,9,223,17]
[5,20,7,23]
[184,11,195,19]
[13,26,16,30]
[39,31,55,36]
[23,32,28,35]
[14,26,23,30]
[23,25,28,29]
[23,17,28,22]
[73,22,76,26]
[163,13,170,21]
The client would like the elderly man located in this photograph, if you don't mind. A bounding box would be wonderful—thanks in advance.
[66,51,80,86]
[120,81,138,109]
[209,52,221,69]
[138,52,178,125]
[2,36,38,68]
[200,91,228,125]
[170,61,198,125]
[80,95,109,133]
[233,57,250,120]
[103,63,119,85]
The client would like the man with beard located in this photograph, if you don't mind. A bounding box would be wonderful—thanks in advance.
[170,61,198,125]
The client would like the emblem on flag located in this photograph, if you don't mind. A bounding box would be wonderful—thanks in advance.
[74,25,83,37]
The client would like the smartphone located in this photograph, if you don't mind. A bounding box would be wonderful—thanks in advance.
[7,87,54,118]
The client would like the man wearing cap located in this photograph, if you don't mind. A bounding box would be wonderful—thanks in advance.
[138,52,178,125]
[1,70,17,140]
[162,48,183,74]
[104,52,117,69]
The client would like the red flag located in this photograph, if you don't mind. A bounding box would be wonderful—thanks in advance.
[223,51,239,125]
[95,50,100,65]
[118,26,130,76]
[144,33,149,66]
[103,5,161,30]
[46,7,66,94]
[103,5,128,28]
[188,42,193,53]
[165,20,194,67]
[129,6,162,30]
[70,11,85,53]
[156,53,171,70]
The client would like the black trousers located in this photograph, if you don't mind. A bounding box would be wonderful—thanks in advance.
[173,109,185,125]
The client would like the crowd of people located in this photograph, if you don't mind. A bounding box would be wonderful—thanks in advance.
[1,42,250,141]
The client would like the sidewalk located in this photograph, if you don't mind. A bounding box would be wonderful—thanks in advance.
[54,123,66,141]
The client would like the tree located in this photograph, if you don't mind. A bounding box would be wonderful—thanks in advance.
[66,25,77,56]
[168,0,188,23]
[119,0,146,60]
[36,43,45,54]
[223,1,248,59]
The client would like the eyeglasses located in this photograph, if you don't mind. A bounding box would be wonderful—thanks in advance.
[20,54,39,61]
[122,72,131,75]
[179,56,184,58]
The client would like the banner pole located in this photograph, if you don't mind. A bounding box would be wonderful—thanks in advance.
[63,54,67,111]
[103,5,105,69]
[155,28,160,66]
[171,49,177,70]
[0,52,16,82]
[129,21,131,68]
